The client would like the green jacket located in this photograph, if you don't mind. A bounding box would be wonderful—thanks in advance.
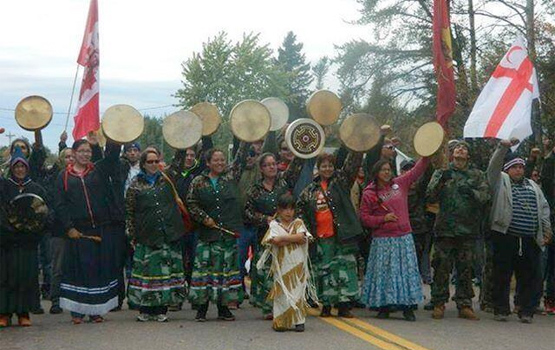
[426,163,490,238]
[125,173,185,247]
[186,143,247,243]
[297,151,363,252]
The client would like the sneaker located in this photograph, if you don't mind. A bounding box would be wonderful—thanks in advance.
[155,314,168,322]
[320,305,332,317]
[432,304,445,319]
[403,309,416,322]
[519,315,533,324]
[195,304,208,322]
[136,313,151,322]
[49,305,63,314]
[458,307,480,321]
[217,306,235,321]
[295,324,305,332]
[494,314,508,322]
[17,314,31,327]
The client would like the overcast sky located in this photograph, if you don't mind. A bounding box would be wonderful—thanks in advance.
[0,0,370,150]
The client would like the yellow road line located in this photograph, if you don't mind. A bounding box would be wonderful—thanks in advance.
[319,316,406,350]
[308,309,432,350]
[342,318,431,350]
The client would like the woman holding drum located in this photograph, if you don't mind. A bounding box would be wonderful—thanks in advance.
[0,147,52,327]
[358,122,443,321]
[53,105,144,324]
[295,93,370,318]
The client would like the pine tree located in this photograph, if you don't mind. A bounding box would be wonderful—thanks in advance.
[275,32,314,121]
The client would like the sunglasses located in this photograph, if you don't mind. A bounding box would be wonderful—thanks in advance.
[146,160,160,165]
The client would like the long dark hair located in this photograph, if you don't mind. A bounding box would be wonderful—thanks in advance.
[370,159,393,205]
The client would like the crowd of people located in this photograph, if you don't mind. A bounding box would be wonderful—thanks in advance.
[0,125,553,332]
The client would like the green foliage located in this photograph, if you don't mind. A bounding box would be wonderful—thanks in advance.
[136,115,174,162]
[336,0,555,158]
[175,32,289,151]
[312,56,331,90]
[275,31,314,121]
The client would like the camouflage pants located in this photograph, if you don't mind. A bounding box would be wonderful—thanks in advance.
[431,237,475,308]
[189,239,244,306]
[314,237,360,306]
[250,243,273,314]
[479,238,494,310]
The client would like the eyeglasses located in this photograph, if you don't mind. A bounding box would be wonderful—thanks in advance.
[146,160,160,164]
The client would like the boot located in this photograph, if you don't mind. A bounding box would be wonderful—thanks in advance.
[432,304,445,319]
[195,303,208,322]
[217,304,235,321]
[0,314,10,328]
[320,305,332,317]
[376,307,390,319]
[337,303,355,318]
[17,314,32,327]
[458,306,480,320]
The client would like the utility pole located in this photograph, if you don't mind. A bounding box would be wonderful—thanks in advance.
[5,131,15,145]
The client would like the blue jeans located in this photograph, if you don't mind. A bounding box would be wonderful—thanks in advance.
[237,226,257,281]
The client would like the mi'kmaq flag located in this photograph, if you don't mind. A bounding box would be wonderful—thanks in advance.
[73,0,100,140]
[464,37,539,142]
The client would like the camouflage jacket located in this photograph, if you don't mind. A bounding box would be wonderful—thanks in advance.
[244,157,304,237]
[426,163,490,238]
[186,142,247,242]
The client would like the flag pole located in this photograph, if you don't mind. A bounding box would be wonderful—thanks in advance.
[65,63,81,132]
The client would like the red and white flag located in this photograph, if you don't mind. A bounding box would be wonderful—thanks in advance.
[72,0,100,140]
[464,37,539,141]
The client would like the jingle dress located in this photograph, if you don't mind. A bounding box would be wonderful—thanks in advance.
[257,218,314,330]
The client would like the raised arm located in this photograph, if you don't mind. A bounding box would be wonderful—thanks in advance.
[229,141,248,182]
[487,140,513,190]
[396,157,430,189]
[338,148,363,190]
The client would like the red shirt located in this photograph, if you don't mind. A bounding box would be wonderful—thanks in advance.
[315,181,335,238]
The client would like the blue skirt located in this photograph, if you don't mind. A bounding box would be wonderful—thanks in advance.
[361,234,423,308]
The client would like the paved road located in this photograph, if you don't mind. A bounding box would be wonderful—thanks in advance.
[2,288,554,350]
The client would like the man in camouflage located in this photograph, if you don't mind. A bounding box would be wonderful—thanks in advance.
[426,141,491,320]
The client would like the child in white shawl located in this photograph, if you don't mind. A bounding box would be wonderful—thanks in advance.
[257,194,316,332]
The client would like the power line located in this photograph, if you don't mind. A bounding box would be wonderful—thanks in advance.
[0,103,176,115]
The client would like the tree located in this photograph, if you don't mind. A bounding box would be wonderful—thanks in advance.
[275,32,314,121]
[175,32,289,150]
[312,56,331,90]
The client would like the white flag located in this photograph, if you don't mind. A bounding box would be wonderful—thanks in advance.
[464,37,539,142]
